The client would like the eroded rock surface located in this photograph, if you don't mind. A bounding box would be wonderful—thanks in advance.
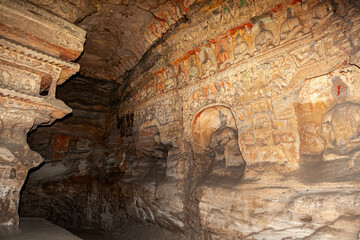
[77,0,208,82]
[20,77,118,227]
[0,0,85,235]
[21,0,360,239]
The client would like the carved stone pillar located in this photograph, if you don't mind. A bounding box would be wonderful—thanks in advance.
[0,0,85,235]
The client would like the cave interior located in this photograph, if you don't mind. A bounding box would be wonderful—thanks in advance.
[1,0,360,239]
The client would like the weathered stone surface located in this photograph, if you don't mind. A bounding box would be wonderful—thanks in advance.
[76,0,209,82]
[26,0,96,24]
[0,1,85,235]
[0,0,86,61]
[110,0,360,238]
[19,0,360,239]
[20,77,118,227]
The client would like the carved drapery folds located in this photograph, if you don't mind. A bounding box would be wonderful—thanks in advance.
[0,0,85,235]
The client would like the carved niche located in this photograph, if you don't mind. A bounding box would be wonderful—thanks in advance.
[191,105,246,182]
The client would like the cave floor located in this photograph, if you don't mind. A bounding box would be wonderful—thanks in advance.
[68,228,114,240]
[70,220,185,240]
[4,217,81,240]
[3,217,184,240]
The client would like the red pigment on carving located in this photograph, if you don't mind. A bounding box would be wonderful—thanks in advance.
[176,0,190,11]
[229,22,253,35]
[221,82,225,89]
[153,15,166,23]
[153,68,166,76]
[0,23,81,61]
[291,0,303,6]
[272,4,284,13]
[51,134,74,152]
[173,47,201,64]
[208,38,218,44]
[202,87,207,97]
[196,91,201,100]
[337,85,341,96]
[193,109,204,124]
[211,85,217,95]
[218,33,228,41]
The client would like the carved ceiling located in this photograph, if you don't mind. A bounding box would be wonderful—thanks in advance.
[26,0,204,83]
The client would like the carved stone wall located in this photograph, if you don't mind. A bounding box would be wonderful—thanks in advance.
[114,0,360,238]
[17,0,360,239]
[0,0,85,235]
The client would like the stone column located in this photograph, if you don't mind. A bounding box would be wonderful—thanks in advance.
[0,0,86,234]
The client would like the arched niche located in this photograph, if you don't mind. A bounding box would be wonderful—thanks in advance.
[191,105,246,182]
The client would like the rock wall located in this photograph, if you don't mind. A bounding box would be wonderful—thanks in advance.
[113,0,360,238]
[0,0,85,235]
[22,0,360,239]
[20,77,120,229]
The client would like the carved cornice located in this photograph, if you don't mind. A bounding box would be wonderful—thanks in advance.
[0,38,80,92]
[0,88,71,121]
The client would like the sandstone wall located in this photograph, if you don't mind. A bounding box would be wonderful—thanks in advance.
[20,77,120,229]
[0,0,86,234]
[21,0,360,239]
[113,0,360,238]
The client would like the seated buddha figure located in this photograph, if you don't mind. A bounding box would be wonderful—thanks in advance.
[320,102,360,161]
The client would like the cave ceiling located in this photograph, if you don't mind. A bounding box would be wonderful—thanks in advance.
[27,0,206,84]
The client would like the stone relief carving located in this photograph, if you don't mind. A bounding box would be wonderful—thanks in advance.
[0,39,79,94]
[0,13,83,233]
[199,45,216,77]
[0,69,11,88]
[216,41,231,70]
[191,106,246,182]
[331,76,350,103]
[176,64,187,87]
[321,102,360,161]
[188,56,201,83]
[130,125,167,183]
[125,0,355,170]
[125,0,350,107]
[311,1,334,29]
[255,22,275,51]
[280,8,303,43]
[233,34,250,61]
[209,126,245,168]
[0,67,41,96]
[110,1,360,238]
[155,72,166,94]
[165,67,177,91]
